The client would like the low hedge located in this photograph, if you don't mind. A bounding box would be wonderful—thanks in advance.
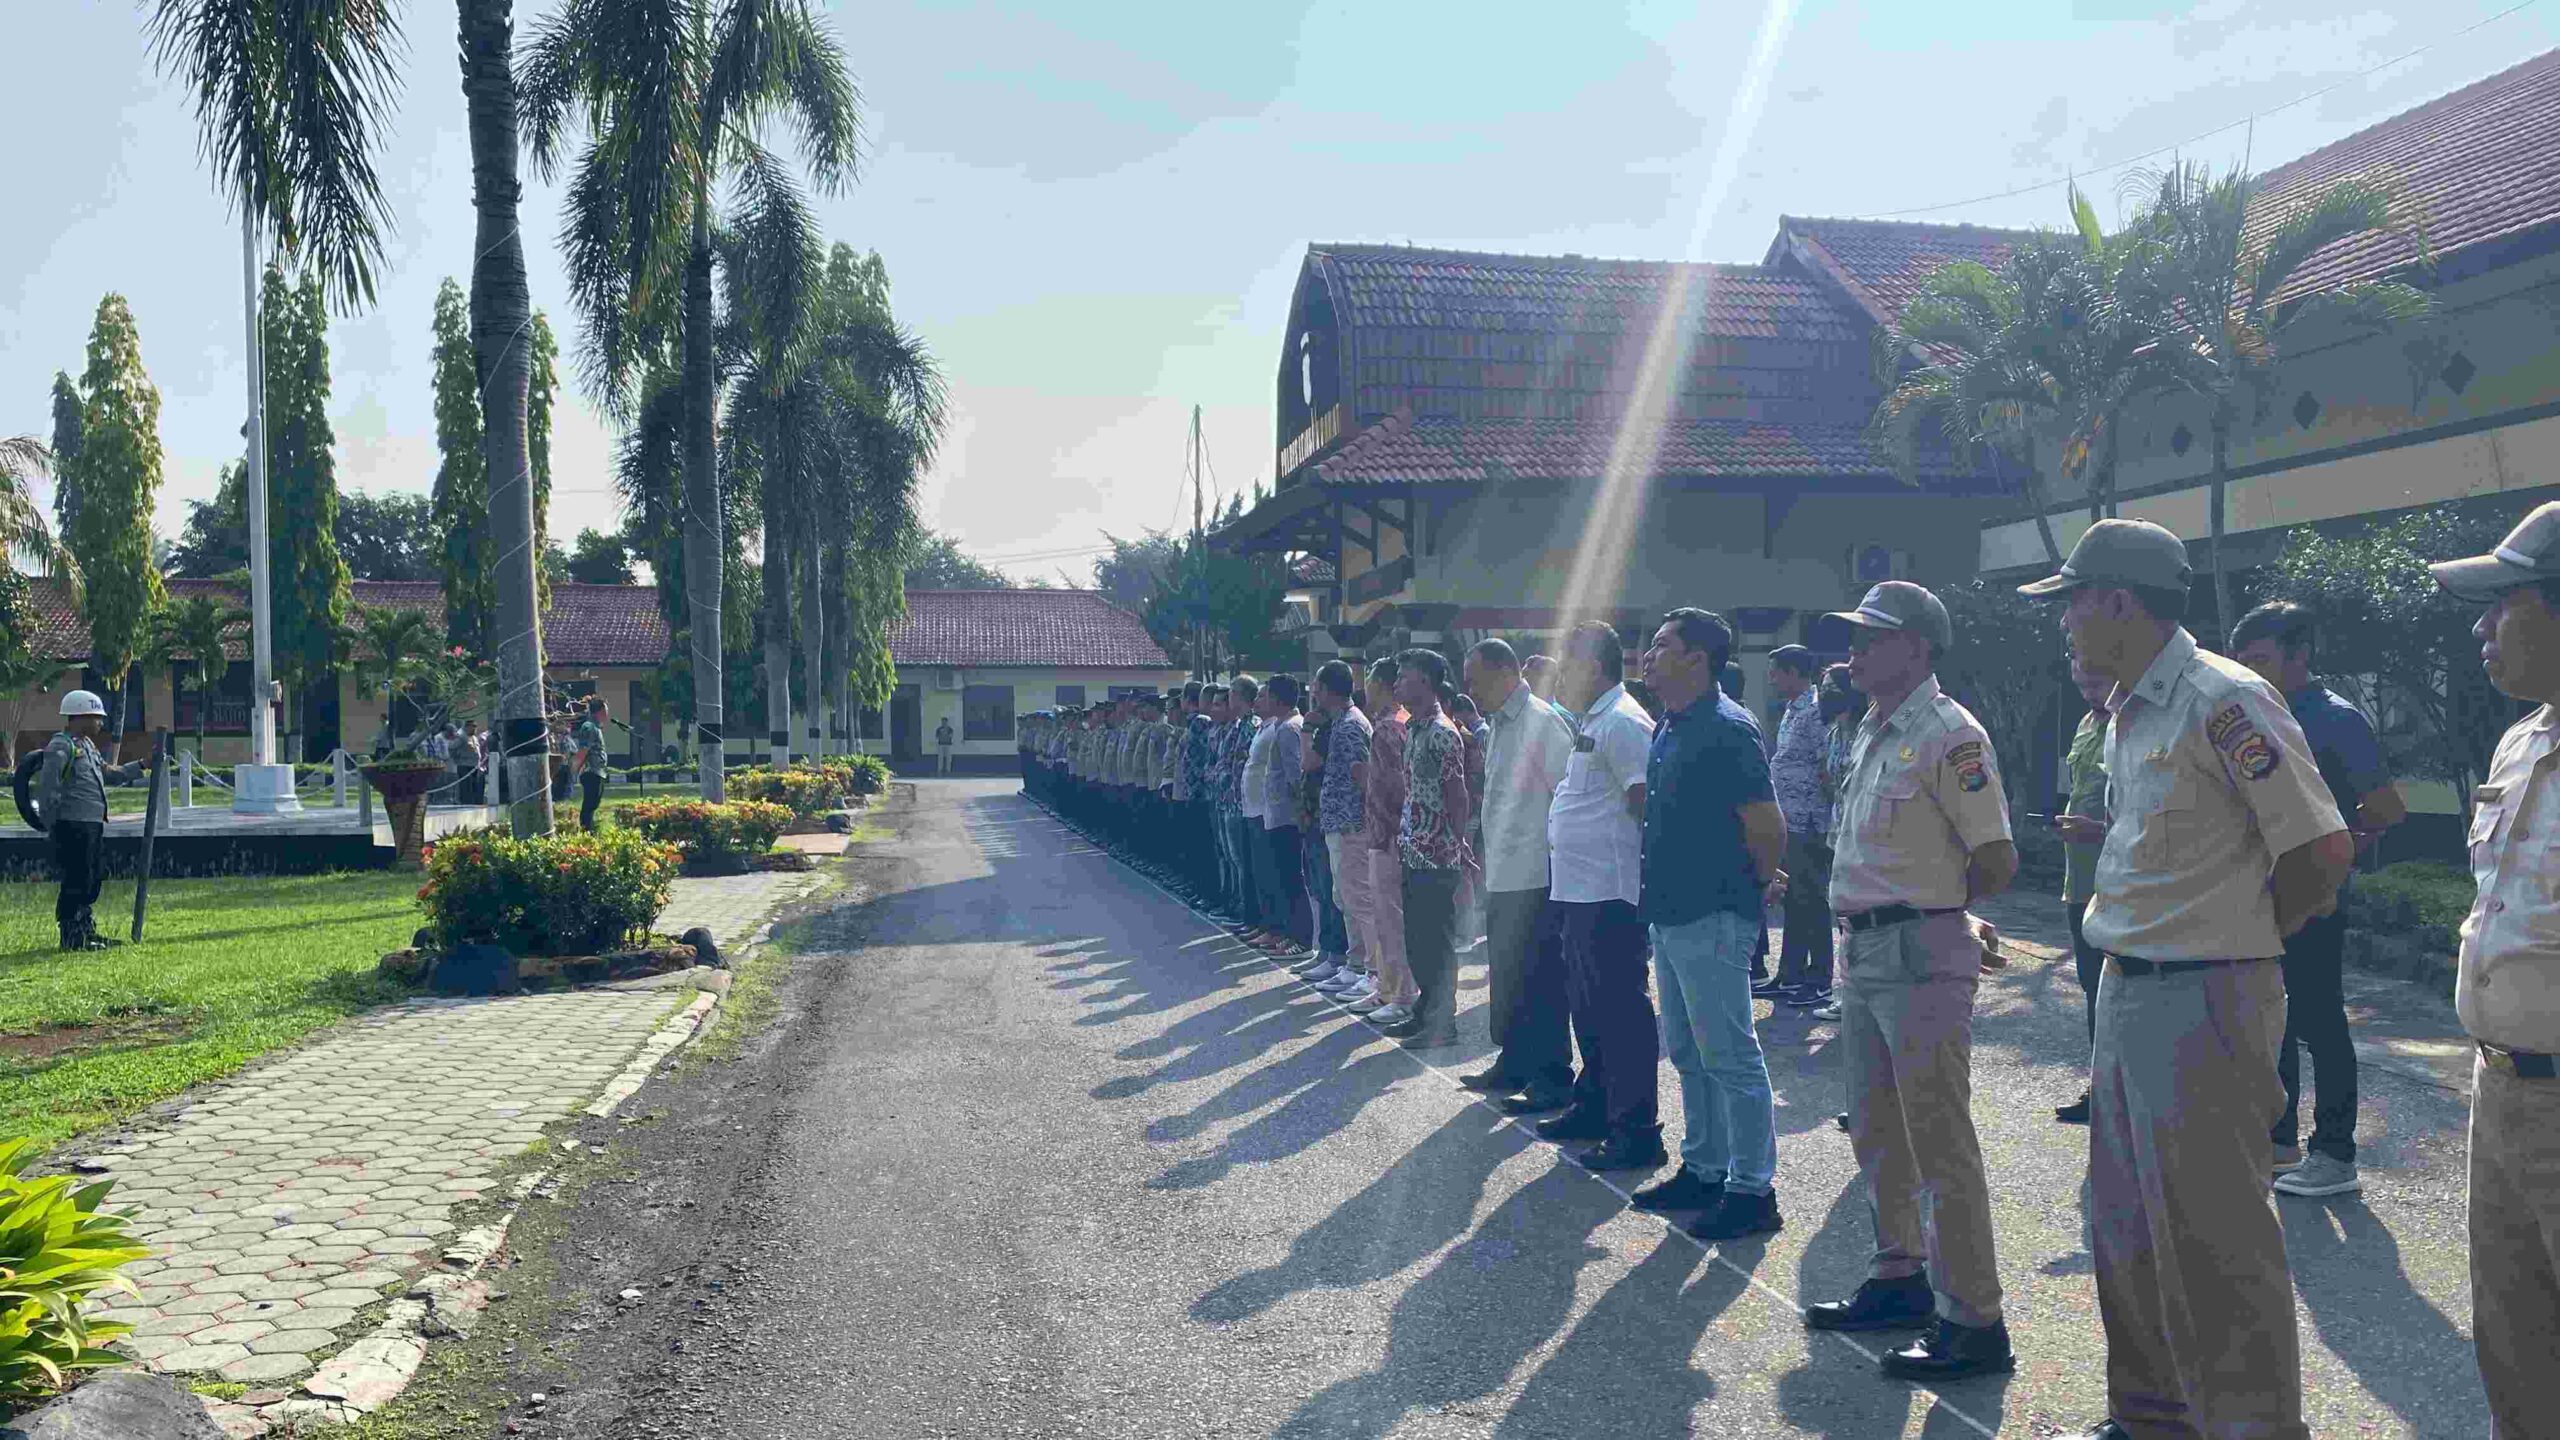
[417,826,680,956]
[618,798,792,869]
[728,756,885,816]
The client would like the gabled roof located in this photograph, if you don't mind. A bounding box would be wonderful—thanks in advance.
[1304,413,1991,490]
[24,578,670,668]
[1768,218,2036,328]
[2246,49,2560,305]
[892,589,1173,670]
[1308,244,1865,343]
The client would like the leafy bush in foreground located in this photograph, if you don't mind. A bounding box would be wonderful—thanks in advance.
[0,1138,150,1402]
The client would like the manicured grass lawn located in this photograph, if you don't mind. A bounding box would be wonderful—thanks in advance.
[0,871,421,1152]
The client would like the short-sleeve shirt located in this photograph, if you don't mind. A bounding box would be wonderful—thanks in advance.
[1320,705,1373,834]
[1400,710,1472,871]
[1770,688,1830,838]
[2083,628,2348,961]
[935,722,954,748]
[1365,710,1410,853]
[2458,705,2560,1053]
[1479,681,1576,892]
[1830,676,2012,914]
[1548,684,1655,907]
[2285,683,2388,818]
[574,720,605,767]
[1640,688,1773,926]
[2062,710,2109,905]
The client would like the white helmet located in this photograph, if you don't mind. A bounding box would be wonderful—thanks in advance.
[59,689,107,718]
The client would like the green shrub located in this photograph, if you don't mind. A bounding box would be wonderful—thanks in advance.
[0,1138,151,1401]
[2347,860,2475,935]
[618,799,791,868]
[416,826,680,956]
[729,765,841,817]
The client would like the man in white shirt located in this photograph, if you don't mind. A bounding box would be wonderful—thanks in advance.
[1538,622,1664,1171]
[1459,638,1579,1109]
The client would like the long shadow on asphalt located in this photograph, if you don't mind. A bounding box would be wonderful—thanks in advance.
[2284,1197,2483,1434]
[1494,1231,1750,1436]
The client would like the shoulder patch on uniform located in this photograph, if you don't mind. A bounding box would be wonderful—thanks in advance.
[1955,759,1990,792]
[2231,730,2281,780]
[1946,739,1985,766]
[2205,702,2253,750]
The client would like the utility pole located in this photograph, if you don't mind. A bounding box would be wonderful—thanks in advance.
[234,211,298,814]
[1191,405,1208,679]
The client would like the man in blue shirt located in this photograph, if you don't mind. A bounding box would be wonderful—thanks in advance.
[2229,602,2406,1199]
[1630,607,1788,1242]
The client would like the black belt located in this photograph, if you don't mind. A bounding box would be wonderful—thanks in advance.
[2480,1041,2560,1080]
[2105,954,2269,978]
[1840,904,1965,934]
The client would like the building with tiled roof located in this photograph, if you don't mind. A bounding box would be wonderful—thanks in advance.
[876,589,1183,769]
[9,577,671,765]
[1764,218,2033,328]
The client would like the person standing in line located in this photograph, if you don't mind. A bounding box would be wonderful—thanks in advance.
[1802,581,2017,1381]
[1294,683,1356,989]
[1632,608,1786,1240]
[1200,690,1238,915]
[1393,650,1473,1049]
[573,698,610,832]
[1765,645,1836,1006]
[1523,653,1559,702]
[1807,664,1865,1023]
[1219,681,1262,930]
[1460,638,1579,1112]
[2051,655,2116,1125]
[1235,676,1285,950]
[1178,682,1215,900]
[1253,677,1313,961]
[35,690,145,952]
[2021,519,2348,1440]
[1311,662,1379,1009]
[1540,623,1666,1170]
[1361,659,1420,1029]
[1451,687,1491,949]
[935,715,955,775]
[2428,502,2560,1438]
[2229,601,2405,1196]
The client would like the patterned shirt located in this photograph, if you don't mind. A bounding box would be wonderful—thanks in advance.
[1181,713,1216,801]
[1400,709,1474,871]
[1215,716,1257,814]
[1365,709,1409,853]
[1770,687,1829,838]
[1320,704,1373,835]
[1259,713,1304,829]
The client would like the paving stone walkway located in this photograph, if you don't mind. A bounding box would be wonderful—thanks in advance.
[86,867,823,1388]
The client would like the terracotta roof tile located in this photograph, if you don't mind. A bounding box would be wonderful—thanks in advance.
[1310,244,1865,343]
[1306,414,1988,489]
[1772,218,2035,327]
[25,578,669,667]
[892,589,1172,670]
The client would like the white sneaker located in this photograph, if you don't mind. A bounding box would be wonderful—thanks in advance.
[1345,991,1387,1015]
[2273,1153,2361,1197]
[1316,967,1364,993]
[1367,1003,1412,1026]
[1300,959,1343,984]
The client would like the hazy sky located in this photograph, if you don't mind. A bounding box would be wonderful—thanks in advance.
[5,1,2552,583]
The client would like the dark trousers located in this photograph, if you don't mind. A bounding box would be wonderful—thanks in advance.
[52,819,105,939]
[1487,887,1574,1091]
[1403,866,1463,1032]
[579,770,605,831]
[1256,823,1310,944]
[1775,833,1835,991]
[2070,899,2103,1048]
[1226,815,1258,918]
[1305,826,1348,956]
[1558,898,1660,1136]
[2275,908,2357,1163]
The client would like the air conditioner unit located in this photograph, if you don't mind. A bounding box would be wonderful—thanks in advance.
[934,668,961,691]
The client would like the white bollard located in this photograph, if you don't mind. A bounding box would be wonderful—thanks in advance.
[178,749,195,809]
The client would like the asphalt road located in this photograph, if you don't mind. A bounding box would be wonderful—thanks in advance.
[515,777,2487,1439]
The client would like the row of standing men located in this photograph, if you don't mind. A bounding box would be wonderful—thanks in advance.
[1017,505,2560,1440]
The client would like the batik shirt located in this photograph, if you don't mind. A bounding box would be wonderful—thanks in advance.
[1215,716,1257,815]
[1771,687,1829,838]
[1320,704,1373,835]
[1400,709,1474,871]
[1365,709,1409,854]
[1182,713,1217,801]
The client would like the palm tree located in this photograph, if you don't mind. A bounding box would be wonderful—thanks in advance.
[158,593,248,763]
[522,0,861,800]
[346,605,440,749]
[0,436,74,588]
[149,0,554,832]
[2113,161,2433,628]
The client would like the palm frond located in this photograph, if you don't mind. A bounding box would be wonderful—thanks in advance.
[707,0,861,192]
[2242,177,2397,317]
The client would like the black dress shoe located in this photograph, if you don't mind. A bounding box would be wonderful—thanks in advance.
[1881,1317,2015,1381]
[2054,1092,2092,1125]
[1580,1132,1670,1172]
[1532,1107,1610,1143]
[1686,1189,1782,1241]
[1495,1086,1574,1116]
[1804,1274,1934,1332]
[1629,1167,1722,1211]
[1400,1026,1459,1050]
[1458,1068,1519,1094]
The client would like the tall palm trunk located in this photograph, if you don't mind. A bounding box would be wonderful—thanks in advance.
[2019,436,2063,566]
[797,529,824,761]
[195,660,210,768]
[762,500,791,767]
[683,195,726,799]
[460,0,554,836]
[2208,403,2235,637]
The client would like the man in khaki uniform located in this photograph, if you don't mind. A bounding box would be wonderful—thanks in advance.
[1805,582,2018,1381]
[2022,520,2350,1440]
[2428,502,2560,1438]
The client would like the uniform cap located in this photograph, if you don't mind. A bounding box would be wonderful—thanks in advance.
[2018,519,2192,597]
[1824,581,1952,650]
[59,689,106,718]
[2430,501,2560,601]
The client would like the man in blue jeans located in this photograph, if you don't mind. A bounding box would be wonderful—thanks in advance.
[1628,607,1787,1242]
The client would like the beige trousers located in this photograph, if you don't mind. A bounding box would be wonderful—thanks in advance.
[1326,832,1372,972]
[1840,910,2003,1327]
[1365,845,1414,1004]
[2092,955,2307,1440]
[2471,1054,2560,1439]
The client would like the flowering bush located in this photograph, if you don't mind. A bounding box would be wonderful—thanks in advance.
[416,825,679,956]
[619,799,791,869]
[729,756,889,816]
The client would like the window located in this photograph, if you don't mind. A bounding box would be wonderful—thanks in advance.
[962,685,1015,741]
[1107,685,1153,700]
[174,660,253,735]
[1053,684,1085,708]
[859,707,885,741]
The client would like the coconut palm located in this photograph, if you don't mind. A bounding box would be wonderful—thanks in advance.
[522,0,861,800]
[157,593,249,762]
[0,437,73,587]
[2112,161,2433,628]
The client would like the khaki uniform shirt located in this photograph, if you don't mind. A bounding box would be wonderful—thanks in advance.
[2457,705,2560,1053]
[35,731,118,825]
[2083,628,2346,961]
[1155,720,1181,789]
[1829,675,2013,913]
